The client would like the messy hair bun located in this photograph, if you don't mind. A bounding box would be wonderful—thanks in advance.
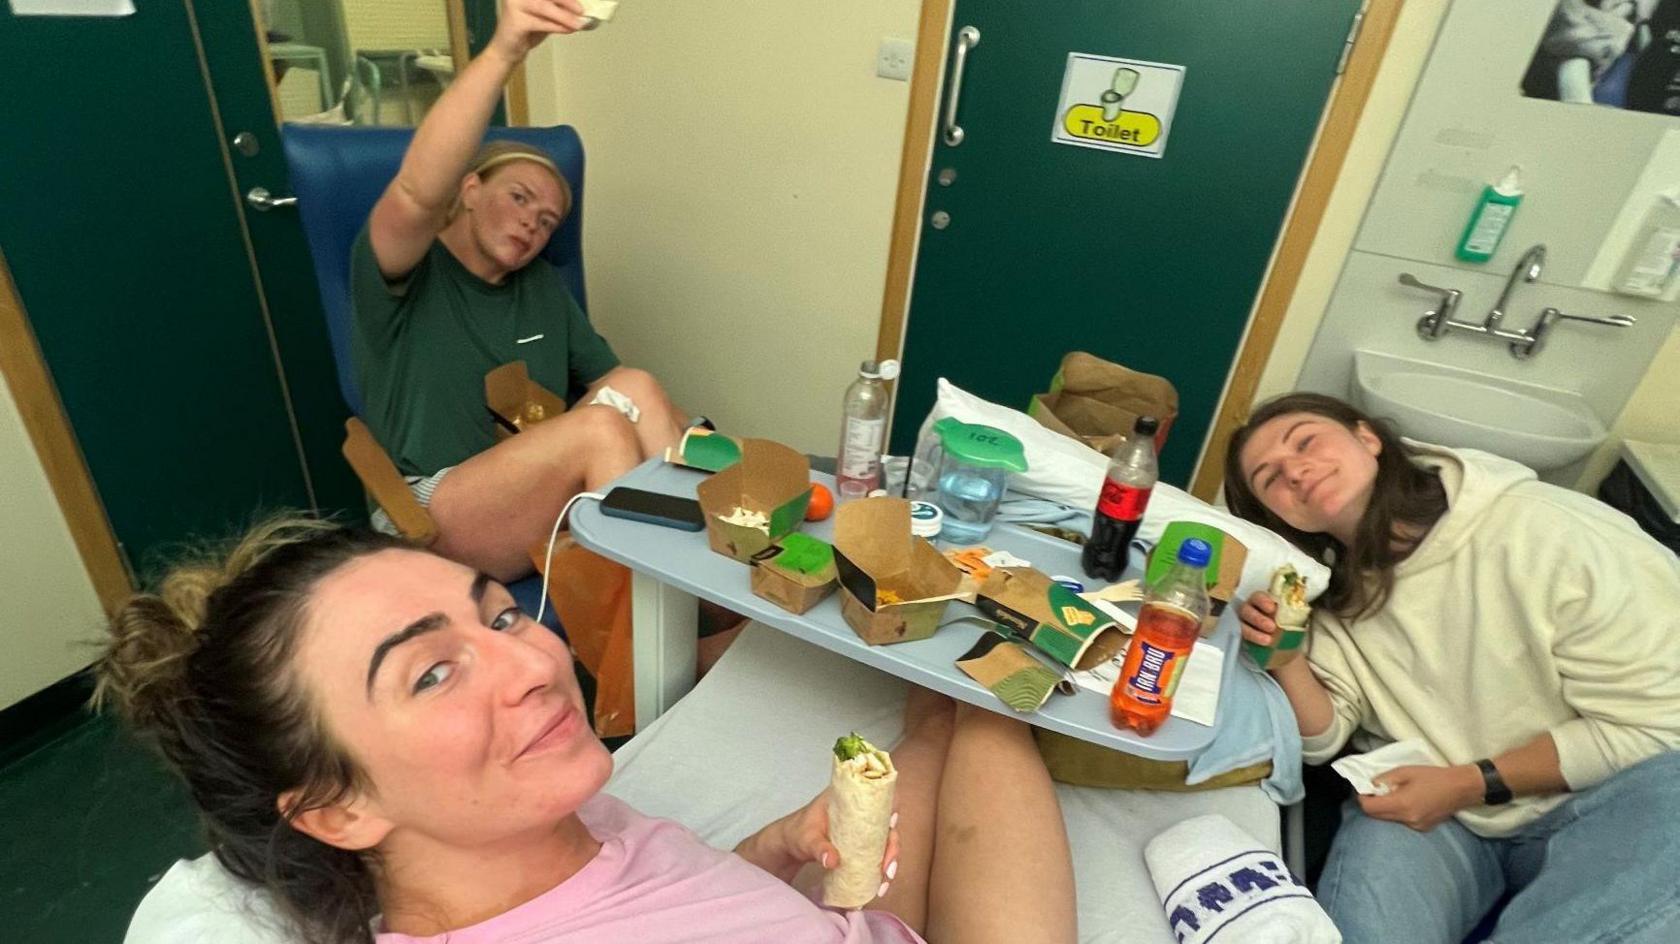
[95,517,411,944]
[97,517,331,733]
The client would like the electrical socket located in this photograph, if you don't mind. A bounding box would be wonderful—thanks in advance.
[876,37,914,81]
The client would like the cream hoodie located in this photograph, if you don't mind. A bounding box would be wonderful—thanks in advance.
[1301,443,1680,837]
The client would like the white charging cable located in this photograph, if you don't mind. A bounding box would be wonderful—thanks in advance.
[535,490,606,625]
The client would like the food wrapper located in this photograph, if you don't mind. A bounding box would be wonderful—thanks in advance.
[822,733,897,909]
[1242,564,1311,670]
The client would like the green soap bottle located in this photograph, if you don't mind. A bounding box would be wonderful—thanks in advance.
[1456,165,1523,263]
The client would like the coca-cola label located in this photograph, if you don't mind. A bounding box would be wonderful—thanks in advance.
[1097,481,1152,521]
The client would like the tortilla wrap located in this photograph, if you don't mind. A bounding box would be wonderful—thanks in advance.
[822,734,897,908]
[1269,564,1311,629]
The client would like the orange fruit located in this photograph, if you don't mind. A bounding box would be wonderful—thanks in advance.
[806,482,835,521]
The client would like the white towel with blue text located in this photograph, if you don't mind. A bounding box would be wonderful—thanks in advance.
[1146,814,1340,944]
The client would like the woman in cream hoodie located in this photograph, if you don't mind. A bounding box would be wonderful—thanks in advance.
[1223,392,1680,944]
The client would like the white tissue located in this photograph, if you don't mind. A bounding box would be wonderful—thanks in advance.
[581,0,618,22]
[1330,739,1442,796]
[588,385,641,423]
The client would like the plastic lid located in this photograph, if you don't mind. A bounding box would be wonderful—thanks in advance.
[861,359,901,381]
[1177,538,1212,568]
[909,500,943,537]
[932,417,1029,472]
[1492,165,1522,196]
[1133,415,1160,436]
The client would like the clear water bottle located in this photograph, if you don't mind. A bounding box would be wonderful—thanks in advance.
[836,359,900,501]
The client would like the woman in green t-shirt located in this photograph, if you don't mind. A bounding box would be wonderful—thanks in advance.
[355,0,686,584]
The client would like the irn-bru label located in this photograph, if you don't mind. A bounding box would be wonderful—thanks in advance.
[1123,640,1186,706]
[1097,481,1152,521]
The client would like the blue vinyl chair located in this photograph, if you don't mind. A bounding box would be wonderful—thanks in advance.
[280,123,588,630]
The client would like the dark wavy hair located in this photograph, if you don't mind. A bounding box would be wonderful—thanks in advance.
[1223,393,1448,620]
[95,518,414,944]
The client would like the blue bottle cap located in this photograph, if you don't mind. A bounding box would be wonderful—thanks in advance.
[1177,538,1212,568]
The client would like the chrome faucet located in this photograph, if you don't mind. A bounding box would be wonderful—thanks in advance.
[1397,244,1635,360]
[1486,244,1545,332]
[1521,308,1637,359]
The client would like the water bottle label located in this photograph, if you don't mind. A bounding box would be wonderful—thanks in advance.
[1124,641,1183,707]
[1097,481,1151,521]
[839,417,886,478]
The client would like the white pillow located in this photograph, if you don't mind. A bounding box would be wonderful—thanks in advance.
[125,854,296,944]
[918,378,1331,603]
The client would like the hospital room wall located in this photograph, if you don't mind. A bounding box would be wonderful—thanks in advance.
[1248,0,1680,491]
[524,3,920,456]
[0,378,105,712]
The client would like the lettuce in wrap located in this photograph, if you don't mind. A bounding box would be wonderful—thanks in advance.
[823,733,897,908]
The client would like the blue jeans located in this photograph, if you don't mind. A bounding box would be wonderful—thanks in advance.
[1316,750,1680,944]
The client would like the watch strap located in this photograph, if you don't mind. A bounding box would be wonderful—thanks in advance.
[1476,758,1513,805]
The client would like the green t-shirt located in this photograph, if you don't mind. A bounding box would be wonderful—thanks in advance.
[350,226,620,476]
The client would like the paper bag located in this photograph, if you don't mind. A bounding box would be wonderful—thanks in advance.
[531,536,635,738]
[1028,351,1178,455]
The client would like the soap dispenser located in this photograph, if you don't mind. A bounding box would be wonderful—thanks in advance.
[1456,165,1523,263]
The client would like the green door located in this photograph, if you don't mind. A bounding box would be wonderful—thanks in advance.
[892,0,1362,486]
[0,2,333,578]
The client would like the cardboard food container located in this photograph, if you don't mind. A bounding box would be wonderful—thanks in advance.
[833,498,966,645]
[485,361,568,441]
[750,534,838,615]
[1144,521,1249,636]
[664,427,742,472]
[694,439,813,561]
[976,566,1127,671]
[1245,622,1308,670]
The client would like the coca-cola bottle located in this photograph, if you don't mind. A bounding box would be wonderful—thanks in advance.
[1081,415,1159,582]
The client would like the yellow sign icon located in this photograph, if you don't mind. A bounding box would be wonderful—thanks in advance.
[1059,604,1097,628]
[1062,104,1162,147]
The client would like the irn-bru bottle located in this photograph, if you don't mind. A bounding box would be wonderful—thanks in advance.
[1111,538,1211,736]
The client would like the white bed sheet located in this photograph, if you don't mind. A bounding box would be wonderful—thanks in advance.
[608,624,1281,944]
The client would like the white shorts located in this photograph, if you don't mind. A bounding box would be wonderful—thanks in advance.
[369,466,453,536]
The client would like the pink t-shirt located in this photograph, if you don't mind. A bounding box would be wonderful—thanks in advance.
[375,794,924,944]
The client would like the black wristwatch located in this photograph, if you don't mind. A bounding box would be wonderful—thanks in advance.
[1476,758,1513,805]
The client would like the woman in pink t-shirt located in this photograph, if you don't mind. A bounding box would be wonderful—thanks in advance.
[97,517,1077,944]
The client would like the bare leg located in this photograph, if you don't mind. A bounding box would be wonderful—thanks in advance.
[584,366,686,459]
[426,404,641,581]
[696,623,744,677]
[869,689,958,934]
[925,704,1077,944]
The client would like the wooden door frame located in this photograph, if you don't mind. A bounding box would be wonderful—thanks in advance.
[875,0,1403,501]
[0,253,132,612]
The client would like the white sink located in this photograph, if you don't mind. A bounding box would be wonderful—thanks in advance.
[1351,350,1606,472]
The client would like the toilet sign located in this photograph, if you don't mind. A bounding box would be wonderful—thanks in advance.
[1052,53,1185,159]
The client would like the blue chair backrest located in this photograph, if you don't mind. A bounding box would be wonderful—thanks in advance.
[280,124,587,417]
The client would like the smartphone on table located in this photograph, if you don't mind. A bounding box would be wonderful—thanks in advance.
[599,487,706,531]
